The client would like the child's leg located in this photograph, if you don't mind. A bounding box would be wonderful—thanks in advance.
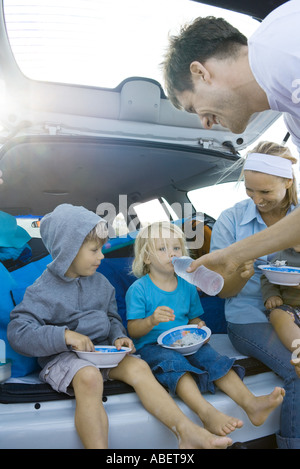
[72,366,108,449]
[269,307,300,377]
[214,369,285,426]
[109,355,233,449]
[175,371,243,436]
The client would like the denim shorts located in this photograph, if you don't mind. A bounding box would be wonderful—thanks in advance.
[138,342,244,395]
[265,304,300,328]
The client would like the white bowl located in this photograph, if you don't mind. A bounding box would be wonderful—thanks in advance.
[258,265,300,286]
[0,360,12,383]
[157,325,211,356]
[74,346,131,368]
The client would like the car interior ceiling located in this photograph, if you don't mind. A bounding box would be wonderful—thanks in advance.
[0,136,240,217]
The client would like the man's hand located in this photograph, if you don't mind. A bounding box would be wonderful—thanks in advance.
[187,247,240,278]
[239,260,255,279]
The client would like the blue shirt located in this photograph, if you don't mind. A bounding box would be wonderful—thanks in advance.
[210,198,295,324]
[125,274,203,350]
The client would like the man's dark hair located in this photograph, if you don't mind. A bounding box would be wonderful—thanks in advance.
[162,16,247,109]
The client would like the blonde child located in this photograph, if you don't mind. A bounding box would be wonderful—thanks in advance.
[126,221,285,437]
[7,204,235,450]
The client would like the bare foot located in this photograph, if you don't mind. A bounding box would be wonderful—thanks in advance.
[199,405,243,436]
[177,421,232,449]
[246,387,285,426]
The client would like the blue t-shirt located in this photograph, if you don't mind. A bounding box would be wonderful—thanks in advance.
[125,274,203,350]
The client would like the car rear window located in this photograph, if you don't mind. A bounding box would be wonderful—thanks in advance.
[3,0,258,88]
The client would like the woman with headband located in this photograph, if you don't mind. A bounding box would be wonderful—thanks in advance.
[208,141,299,449]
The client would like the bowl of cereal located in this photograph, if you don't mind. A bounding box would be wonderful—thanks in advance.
[74,345,131,367]
[157,325,211,356]
[258,265,300,286]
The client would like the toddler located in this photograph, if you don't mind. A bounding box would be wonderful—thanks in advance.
[261,245,300,377]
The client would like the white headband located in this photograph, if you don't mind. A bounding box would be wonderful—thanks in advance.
[243,153,293,179]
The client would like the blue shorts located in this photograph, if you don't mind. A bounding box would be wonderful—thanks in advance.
[265,304,300,328]
[138,342,244,395]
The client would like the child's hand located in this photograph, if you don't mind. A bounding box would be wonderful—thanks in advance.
[239,260,255,279]
[65,330,95,352]
[196,320,206,328]
[114,336,136,353]
[188,317,205,328]
[198,320,210,344]
[192,319,210,343]
[151,306,175,326]
[265,296,283,310]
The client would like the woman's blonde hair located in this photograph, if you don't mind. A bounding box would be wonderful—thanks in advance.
[242,141,298,211]
[132,221,188,278]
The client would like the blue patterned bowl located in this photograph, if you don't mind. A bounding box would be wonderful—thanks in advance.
[157,325,211,356]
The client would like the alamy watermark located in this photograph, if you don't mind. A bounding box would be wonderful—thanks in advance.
[292,79,300,104]
[96,195,204,249]
[291,339,300,364]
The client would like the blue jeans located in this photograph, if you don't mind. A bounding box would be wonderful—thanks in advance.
[139,342,244,396]
[228,322,300,449]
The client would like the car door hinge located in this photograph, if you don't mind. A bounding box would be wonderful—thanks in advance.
[198,138,213,149]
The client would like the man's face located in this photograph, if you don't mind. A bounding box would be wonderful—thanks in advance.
[176,72,252,134]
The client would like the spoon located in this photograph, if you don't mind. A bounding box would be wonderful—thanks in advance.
[256,258,287,266]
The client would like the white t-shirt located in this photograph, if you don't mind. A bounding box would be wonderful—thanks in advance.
[248,0,300,154]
